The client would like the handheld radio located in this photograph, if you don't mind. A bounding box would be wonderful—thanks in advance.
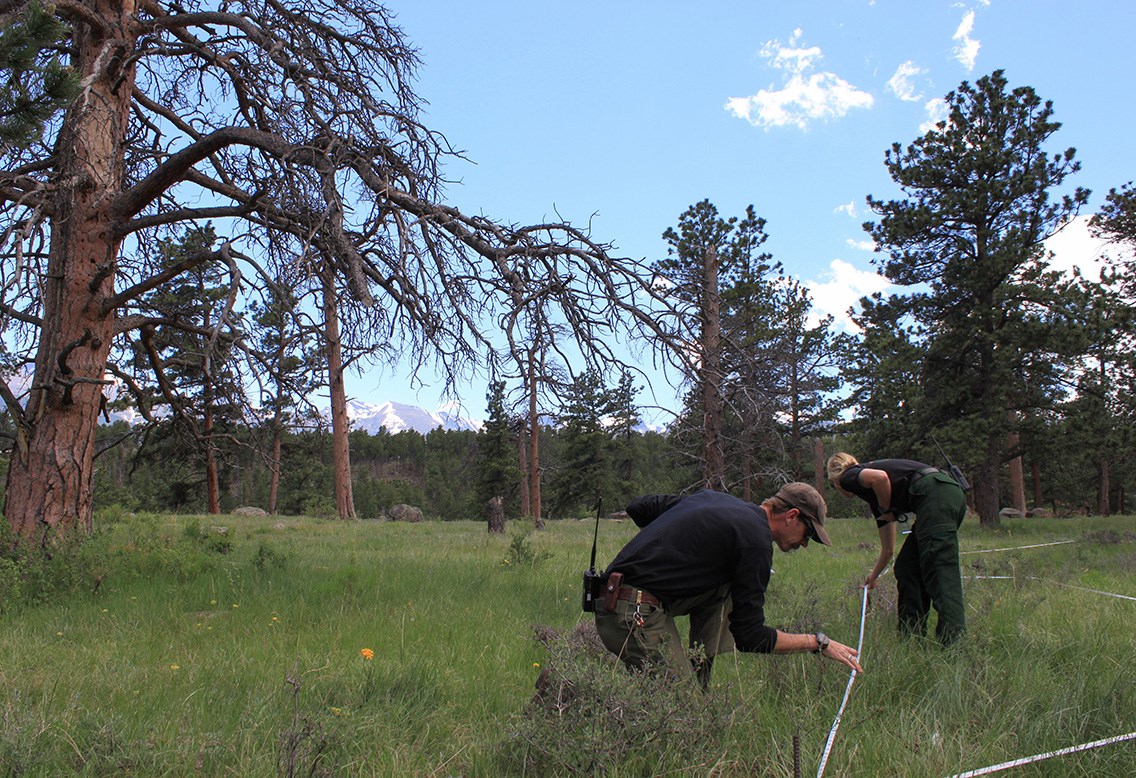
[581,497,602,612]
[930,434,971,492]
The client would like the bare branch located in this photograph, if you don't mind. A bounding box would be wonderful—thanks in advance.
[102,241,240,314]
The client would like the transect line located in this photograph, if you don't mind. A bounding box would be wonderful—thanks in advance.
[946,730,1136,777]
[959,539,1075,555]
[816,584,870,778]
[968,575,1136,603]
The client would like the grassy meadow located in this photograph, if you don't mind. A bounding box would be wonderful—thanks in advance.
[0,507,1134,776]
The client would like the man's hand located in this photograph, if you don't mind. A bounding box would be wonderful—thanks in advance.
[822,639,863,673]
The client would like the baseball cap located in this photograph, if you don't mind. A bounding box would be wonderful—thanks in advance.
[775,482,831,546]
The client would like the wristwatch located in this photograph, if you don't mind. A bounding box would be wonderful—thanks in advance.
[813,632,830,654]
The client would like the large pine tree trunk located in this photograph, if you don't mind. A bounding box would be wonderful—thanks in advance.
[1098,458,1111,516]
[974,442,1002,526]
[3,3,133,546]
[320,272,355,520]
[700,247,724,491]
[972,330,1001,526]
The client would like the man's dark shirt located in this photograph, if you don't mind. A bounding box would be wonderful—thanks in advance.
[837,458,932,526]
[606,489,777,653]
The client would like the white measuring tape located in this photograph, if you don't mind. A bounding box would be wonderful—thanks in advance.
[816,584,870,778]
[959,539,1075,555]
[968,575,1136,602]
[946,730,1136,777]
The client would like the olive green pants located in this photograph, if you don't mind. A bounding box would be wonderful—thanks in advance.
[894,472,967,645]
[594,583,734,684]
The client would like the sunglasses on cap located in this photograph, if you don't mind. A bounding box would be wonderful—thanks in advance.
[798,513,822,543]
[781,497,822,542]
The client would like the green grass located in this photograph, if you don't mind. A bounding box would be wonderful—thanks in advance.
[0,511,1134,775]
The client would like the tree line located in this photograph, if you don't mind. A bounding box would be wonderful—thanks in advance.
[79,388,692,523]
[2,2,1134,551]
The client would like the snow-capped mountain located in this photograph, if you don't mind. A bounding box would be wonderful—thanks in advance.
[99,394,664,435]
[345,400,482,435]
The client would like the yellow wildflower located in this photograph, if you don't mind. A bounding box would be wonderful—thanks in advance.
[360,648,375,661]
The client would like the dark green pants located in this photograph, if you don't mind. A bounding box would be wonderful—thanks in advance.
[894,472,967,645]
[594,583,734,684]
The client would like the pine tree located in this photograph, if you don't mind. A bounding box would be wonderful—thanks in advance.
[656,200,779,491]
[546,369,617,518]
[0,1,79,148]
[607,370,641,500]
[476,381,520,522]
[862,70,1091,524]
[247,276,322,514]
[765,279,845,479]
[122,225,246,514]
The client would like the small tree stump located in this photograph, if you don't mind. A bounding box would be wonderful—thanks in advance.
[487,496,505,534]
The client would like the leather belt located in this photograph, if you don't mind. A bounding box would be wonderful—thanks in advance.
[613,585,662,607]
[910,466,940,485]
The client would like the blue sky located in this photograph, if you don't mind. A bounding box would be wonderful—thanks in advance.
[346,0,1133,422]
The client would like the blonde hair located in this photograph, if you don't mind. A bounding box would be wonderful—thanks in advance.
[826,452,859,482]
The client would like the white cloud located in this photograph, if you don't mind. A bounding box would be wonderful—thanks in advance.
[801,216,1118,338]
[805,258,892,332]
[806,218,1115,336]
[725,29,874,130]
[846,237,876,251]
[886,61,926,102]
[834,201,857,217]
[919,97,949,134]
[1045,214,1112,281]
[952,11,980,71]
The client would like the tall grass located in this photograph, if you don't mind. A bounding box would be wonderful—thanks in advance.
[0,509,1133,775]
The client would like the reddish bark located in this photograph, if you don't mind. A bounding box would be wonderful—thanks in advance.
[3,2,135,546]
[320,271,356,520]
